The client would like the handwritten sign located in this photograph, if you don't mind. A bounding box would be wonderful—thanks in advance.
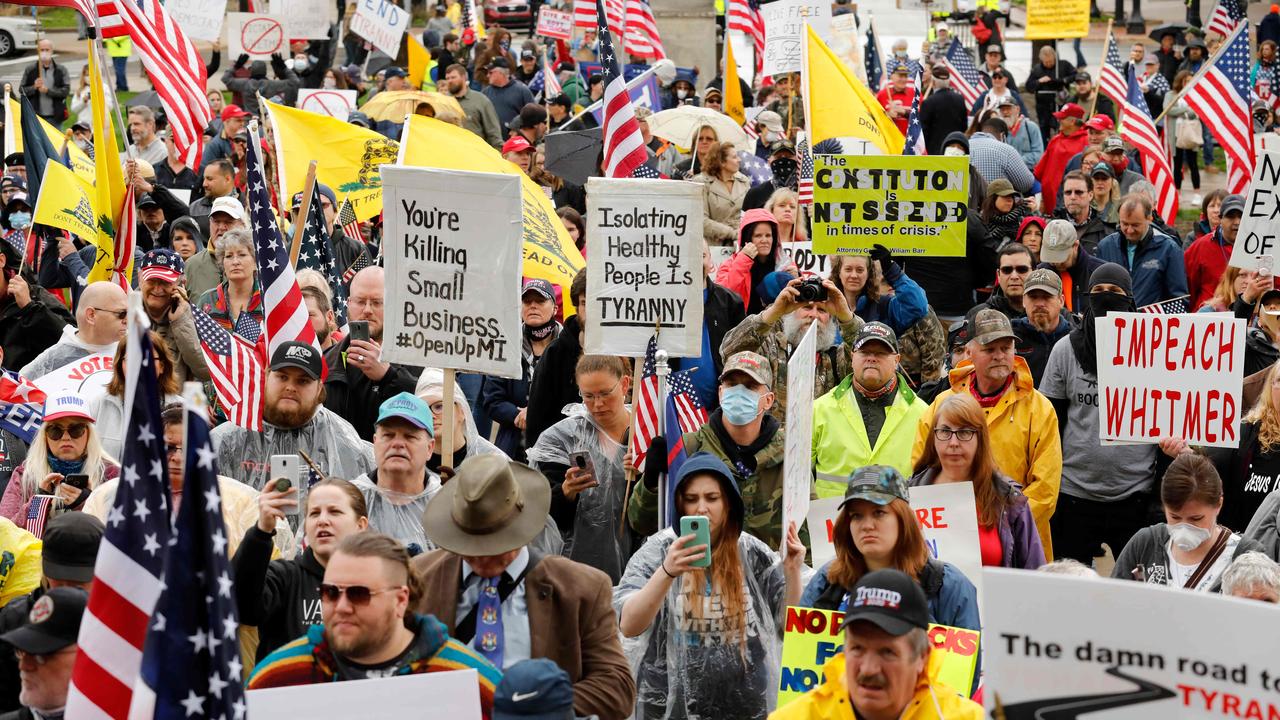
[812,154,969,256]
[272,0,333,39]
[1229,152,1280,272]
[780,239,831,277]
[168,0,226,42]
[1025,0,1091,39]
[536,7,574,40]
[349,0,410,58]
[584,178,704,358]
[776,607,980,707]
[225,13,287,59]
[297,89,358,118]
[781,322,817,560]
[32,352,114,407]
[761,0,832,77]
[1096,312,1245,448]
[380,165,523,378]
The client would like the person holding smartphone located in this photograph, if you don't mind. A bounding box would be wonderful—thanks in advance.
[615,452,805,720]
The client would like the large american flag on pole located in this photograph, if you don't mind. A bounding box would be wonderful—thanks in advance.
[596,0,649,178]
[629,335,660,471]
[624,0,665,59]
[941,41,987,111]
[192,306,265,431]
[1098,30,1128,107]
[902,70,925,156]
[110,186,136,293]
[727,0,765,75]
[1120,66,1179,222]
[1182,23,1253,194]
[66,315,171,720]
[574,0,625,36]
[1207,0,1245,39]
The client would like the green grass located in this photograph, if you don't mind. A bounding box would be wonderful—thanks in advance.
[37,7,79,29]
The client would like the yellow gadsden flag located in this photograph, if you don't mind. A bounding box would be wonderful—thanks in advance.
[85,43,128,285]
[6,95,95,183]
[804,24,904,155]
[407,35,431,91]
[32,159,98,241]
[722,40,746,127]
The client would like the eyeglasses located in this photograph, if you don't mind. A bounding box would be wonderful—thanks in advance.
[428,401,446,414]
[579,380,621,403]
[14,647,75,666]
[92,306,128,320]
[933,427,979,442]
[319,583,404,606]
[999,265,1032,275]
[164,443,182,456]
[45,423,88,440]
[1063,189,1089,196]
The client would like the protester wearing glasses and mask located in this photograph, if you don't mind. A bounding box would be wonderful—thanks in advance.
[982,242,1035,320]
[0,393,119,526]
[18,281,126,380]
[249,533,503,719]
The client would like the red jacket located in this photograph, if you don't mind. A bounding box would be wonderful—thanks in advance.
[1184,228,1232,310]
[876,85,916,136]
[715,208,794,311]
[1034,128,1087,216]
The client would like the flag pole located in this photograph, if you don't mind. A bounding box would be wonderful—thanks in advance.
[442,368,457,471]
[619,320,659,536]
[1088,19,1112,119]
[289,160,319,265]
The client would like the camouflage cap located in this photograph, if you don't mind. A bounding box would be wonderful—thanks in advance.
[968,308,1017,346]
[838,465,910,509]
[1023,268,1063,296]
[720,351,773,387]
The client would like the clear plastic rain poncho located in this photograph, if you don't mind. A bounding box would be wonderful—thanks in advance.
[613,529,787,720]
[415,367,505,461]
[210,406,375,491]
[525,403,635,583]
[350,473,443,555]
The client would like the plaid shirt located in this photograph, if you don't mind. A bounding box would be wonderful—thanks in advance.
[968,132,1037,194]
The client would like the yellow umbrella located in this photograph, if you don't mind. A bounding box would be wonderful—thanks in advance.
[359,91,467,125]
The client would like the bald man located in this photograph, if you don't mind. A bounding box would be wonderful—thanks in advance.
[19,282,128,379]
[323,267,422,440]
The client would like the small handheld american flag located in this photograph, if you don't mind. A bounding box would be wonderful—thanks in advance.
[941,41,988,112]
[295,183,351,327]
[1140,295,1190,314]
[629,335,660,471]
[193,306,266,431]
[662,368,709,521]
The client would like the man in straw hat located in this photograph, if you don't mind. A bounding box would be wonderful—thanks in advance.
[414,455,635,720]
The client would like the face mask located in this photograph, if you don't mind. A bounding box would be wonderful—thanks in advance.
[721,385,762,426]
[1169,522,1212,551]
[943,147,966,157]
[894,50,907,58]
[293,58,309,72]
[8,211,30,229]
[39,51,52,63]
[1088,290,1132,318]
[323,77,337,89]
[500,39,511,50]
[1109,158,1128,173]
[676,89,689,99]
[770,157,798,187]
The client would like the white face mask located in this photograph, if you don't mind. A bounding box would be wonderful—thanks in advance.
[676,89,689,99]
[1169,522,1212,551]
[39,51,52,63]
[293,57,309,72]
[323,77,337,89]
[943,147,966,157]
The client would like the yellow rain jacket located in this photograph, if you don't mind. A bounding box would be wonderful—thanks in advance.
[769,653,984,720]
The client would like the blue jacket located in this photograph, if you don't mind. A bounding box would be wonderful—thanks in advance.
[854,264,929,335]
[1095,227,1189,308]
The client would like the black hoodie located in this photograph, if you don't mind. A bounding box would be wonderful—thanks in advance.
[233,525,327,661]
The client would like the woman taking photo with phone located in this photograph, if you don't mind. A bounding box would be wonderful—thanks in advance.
[615,452,805,720]
[233,477,370,661]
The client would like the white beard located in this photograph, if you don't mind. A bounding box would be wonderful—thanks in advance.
[782,314,838,351]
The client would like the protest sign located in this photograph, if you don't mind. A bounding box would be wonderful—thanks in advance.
[248,669,482,719]
[297,89,359,118]
[811,154,968,256]
[983,567,1280,718]
[584,178,704,358]
[780,240,832,278]
[776,607,980,707]
[1025,0,1090,39]
[536,7,574,39]
[349,0,410,58]
[1229,152,1280,272]
[225,13,288,59]
[32,353,113,406]
[1096,312,1244,448]
[379,165,523,378]
[806,483,983,603]
[826,14,864,81]
[167,0,226,42]
[781,323,817,559]
[272,0,333,39]
[762,0,832,77]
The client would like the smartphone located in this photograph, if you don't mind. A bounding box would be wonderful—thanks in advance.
[679,515,712,569]
[348,320,370,343]
[1260,255,1275,277]
[63,474,90,491]
[570,452,598,489]
[270,455,300,517]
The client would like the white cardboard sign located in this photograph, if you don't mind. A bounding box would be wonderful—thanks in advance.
[167,0,226,42]
[272,0,333,39]
[1230,152,1280,272]
[349,0,410,58]
[761,0,833,77]
[380,165,523,378]
[536,7,574,40]
[297,89,358,118]
[248,669,482,719]
[781,322,817,559]
[779,239,831,277]
[983,567,1280,718]
[225,13,288,60]
[33,352,113,407]
[584,178,705,358]
[1095,312,1244,448]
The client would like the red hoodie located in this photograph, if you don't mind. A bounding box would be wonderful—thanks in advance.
[1034,128,1088,216]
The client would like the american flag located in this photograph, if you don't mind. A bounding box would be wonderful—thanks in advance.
[246,129,322,362]
[629,335,660,472]
[1183,24,1253,194]
[193,306,266,431]
[110,186,136,293]
[342,247,374,286]
[662,368,708,521]
[903,70,925,156]
[95,0,211,168]
[130,395,246,720]
[233,310,263,344]
[727,0,765,75]
[1207,0,1245,39]
[543,54,564,98]
[1120,66,1179,222]
[335,196,362,245]
[296,184,351,327]
[941,41,987,111]
[0,370,45,444]
[624,0,665,59]
[1140,295,1190,313]
[865,21,883,93]
[596,0,649,178]
[460,0,483,38]
[574,0,625,37]
[65,320,171,720]
[739,150,774,186]
[1098,30,1128,106]
[798,141,814,205]
[23,496,54,538]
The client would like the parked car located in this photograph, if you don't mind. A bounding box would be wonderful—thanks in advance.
[484,0,533,30]
[0,16,39,58]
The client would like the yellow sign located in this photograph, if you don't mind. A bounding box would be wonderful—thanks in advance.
[1025,0,1090,39]
[811,154,969,256]
[777,606,980,708]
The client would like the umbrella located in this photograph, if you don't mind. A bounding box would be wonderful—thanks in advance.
[1148,22,1190,42]
[126,90,163,110]
[359,91,466,124]
[544,128,602,186]
[646,106,751,153]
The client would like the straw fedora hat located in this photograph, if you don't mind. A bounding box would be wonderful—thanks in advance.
[423,455,551,556]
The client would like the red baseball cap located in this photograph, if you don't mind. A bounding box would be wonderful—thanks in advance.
[1084,115,1115,131]
[220,105,251,122]
[502,136,534,155]
[1053,103,1085,120]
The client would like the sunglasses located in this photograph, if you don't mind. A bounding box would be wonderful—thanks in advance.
[14,648,75,666]
[319,583,403,606]
[1063,189,1089,195]
[999,265,1032,275]
[91,306,128,320]
[45,423,88,440]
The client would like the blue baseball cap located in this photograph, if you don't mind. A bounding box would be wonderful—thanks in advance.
[493,659,575,720]
[375,392,434,436]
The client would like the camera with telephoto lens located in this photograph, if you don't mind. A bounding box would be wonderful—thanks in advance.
[795,277,827,303]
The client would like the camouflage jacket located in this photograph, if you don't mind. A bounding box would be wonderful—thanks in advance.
[719,312,865,426]
[898,307,947,386]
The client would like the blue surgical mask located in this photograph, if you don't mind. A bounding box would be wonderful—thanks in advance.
[8,211,30,229]
[721,385,762,426]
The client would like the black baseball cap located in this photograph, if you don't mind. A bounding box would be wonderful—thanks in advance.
[136,192,159,209]
[270,341,323,380]
[42,513,104,583]
[839,568,930,636]
[0,587,89,654]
